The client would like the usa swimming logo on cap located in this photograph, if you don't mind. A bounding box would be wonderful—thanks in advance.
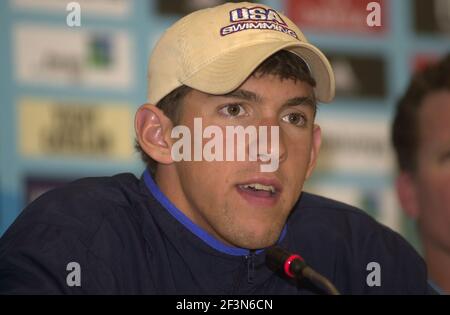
[220,6,298,39]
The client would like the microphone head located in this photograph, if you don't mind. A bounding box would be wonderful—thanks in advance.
[265,246,305,278]
[266,246,340,295]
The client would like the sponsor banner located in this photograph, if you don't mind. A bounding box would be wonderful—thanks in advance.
[18,98,134,159]
[412,53,442,73]
[413,0,450,35]
[11,0,130,17]
[157,0,252,15]
[315,115,394,175]
[13,24,133,89]
[304,183,401,231]
[25,177,73,204]
[326,52,387,99]
[286,0,386,34]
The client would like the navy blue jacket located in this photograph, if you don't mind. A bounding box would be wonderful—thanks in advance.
[0,171,431,294]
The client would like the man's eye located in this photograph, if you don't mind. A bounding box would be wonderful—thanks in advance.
[219,104,246,117]
[439,150,450,164]
[282,112,307,126]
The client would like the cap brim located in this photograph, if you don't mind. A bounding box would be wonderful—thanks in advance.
[182,41,335,103]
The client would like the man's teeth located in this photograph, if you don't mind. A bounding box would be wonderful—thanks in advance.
[240,183,276,193]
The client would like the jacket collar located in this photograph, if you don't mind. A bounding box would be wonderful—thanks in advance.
[142,169,287,256]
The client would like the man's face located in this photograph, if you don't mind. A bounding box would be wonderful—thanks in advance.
[414,90,450,252]
[162,74,320,249]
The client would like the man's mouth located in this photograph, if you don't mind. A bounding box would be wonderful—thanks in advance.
[238,183,276,196]
[236,178,282,206]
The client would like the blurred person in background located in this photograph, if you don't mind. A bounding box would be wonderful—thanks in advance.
[392,54,450,294]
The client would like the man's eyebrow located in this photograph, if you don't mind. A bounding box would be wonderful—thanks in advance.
[214,89,263,103]
[213,89,316,110]
[284,96,316,108]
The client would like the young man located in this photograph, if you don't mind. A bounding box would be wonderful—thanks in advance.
[392,54,450,294]
[0,2,432,294]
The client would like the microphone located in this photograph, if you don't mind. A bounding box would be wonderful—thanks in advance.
[265,246,340,295]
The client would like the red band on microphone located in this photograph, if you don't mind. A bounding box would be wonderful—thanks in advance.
[284,254,304,278]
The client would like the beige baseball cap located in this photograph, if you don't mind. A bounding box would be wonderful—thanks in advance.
[147,2,335,104]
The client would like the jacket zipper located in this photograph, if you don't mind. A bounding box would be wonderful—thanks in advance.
[231,250,256,294]
[246,250,255,284]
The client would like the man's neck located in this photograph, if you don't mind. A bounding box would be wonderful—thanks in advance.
[154,166,218,241]
[423,241,450,294]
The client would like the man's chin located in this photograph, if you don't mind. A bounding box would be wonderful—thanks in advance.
[229,228,282,250]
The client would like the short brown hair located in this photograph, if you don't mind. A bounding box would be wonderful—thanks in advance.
[391,54,450,172]
[136,50,317,174]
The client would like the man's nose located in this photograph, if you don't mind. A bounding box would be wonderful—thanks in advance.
[255,117,287,164]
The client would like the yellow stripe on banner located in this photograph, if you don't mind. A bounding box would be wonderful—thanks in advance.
[18,98,134,160]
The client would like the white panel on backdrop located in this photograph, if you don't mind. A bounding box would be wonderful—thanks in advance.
[11,0,130,17]
[315,115,394,175]
[304,184,401,232]
[13,24,133,89]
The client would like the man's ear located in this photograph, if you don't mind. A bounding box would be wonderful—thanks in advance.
[396,172,420,219]
[305,124,322,179]
[135,104,173,165]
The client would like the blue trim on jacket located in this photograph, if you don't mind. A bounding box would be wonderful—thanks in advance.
[428,279,446,295]
[143,169,287,256]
